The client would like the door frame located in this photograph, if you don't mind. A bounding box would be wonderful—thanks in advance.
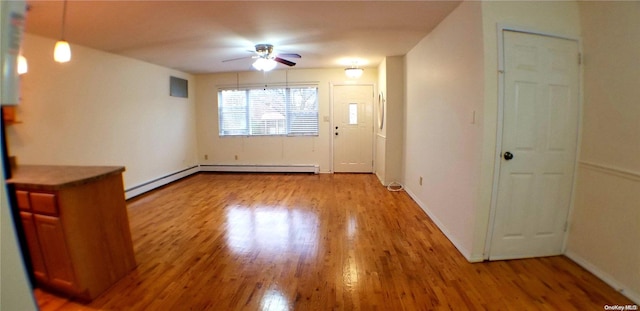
[484,24,584,260]
[329,82,376,173]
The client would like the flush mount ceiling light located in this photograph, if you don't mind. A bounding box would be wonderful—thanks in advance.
[54,0,71,63]
[345,66,364,79]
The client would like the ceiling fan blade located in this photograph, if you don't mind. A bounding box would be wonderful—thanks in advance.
[274,57,296,67]
[277,53,301,59]
[222,55,256,63]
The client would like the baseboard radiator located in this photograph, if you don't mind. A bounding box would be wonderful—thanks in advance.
[125,165,200,200]
[125,164,319,199]
[200,164,320,174]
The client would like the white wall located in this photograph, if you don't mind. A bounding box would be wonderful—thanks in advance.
[566,2,640,302]
[194,68,377,173]
[404,1,484,260]
[6,34,199,189]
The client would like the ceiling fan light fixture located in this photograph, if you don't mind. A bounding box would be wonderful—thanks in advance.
[345,67,364,79]
[253,58,277,72]
[224,43,299,70]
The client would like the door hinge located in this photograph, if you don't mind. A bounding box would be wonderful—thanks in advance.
[578,53,582,65]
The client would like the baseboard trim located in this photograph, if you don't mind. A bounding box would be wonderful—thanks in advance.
[404,186,480,263]
[125,166,200,200]
[565,250,640,304]
[468,254,485,263]
[200,164,319,174]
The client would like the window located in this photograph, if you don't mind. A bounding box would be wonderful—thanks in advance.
[218,87,319,136]
[349,103,358,125]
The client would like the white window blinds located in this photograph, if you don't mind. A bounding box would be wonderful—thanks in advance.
[218,87,319,136]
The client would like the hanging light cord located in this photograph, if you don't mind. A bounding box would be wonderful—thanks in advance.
[60,0,68,40]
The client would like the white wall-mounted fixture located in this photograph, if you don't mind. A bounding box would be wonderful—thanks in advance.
[345,66,364,79]
[252,58,277,72]
[53,0,71,63]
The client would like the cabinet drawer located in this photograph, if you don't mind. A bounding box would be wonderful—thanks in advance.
[16,190,31,211]
[30,193,58,216]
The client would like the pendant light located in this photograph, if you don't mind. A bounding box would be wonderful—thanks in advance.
[54,0,71,63]
[17,54,28,75]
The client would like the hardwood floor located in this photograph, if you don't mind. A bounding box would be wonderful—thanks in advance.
[35,173,632,310]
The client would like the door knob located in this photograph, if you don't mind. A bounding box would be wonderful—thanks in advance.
[503,151,514,160]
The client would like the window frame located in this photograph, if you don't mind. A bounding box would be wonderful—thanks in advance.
[217,85,319,137]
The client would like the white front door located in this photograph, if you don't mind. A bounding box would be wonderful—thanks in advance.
[332,84,374,173]
[489,31,580,260]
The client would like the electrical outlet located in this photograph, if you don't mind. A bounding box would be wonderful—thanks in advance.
[204,154,208,160]
[234,155,238,160]
[419,176,423,186]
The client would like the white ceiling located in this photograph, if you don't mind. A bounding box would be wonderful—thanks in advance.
[24,1,462,74]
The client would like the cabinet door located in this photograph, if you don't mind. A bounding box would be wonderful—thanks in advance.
[20,212,48,282]
[34,214,78,292]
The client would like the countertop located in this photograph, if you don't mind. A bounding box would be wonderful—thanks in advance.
[7,165,125,191]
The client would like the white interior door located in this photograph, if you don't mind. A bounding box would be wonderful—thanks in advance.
[489,31,580,260]
[332,85,374,173]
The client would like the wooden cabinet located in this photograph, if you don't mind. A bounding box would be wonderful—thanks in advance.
[10,166,136,301]
[18,190,78,292]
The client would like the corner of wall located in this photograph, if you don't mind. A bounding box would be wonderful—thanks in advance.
[404,0,485,262]
[404,186,476,262]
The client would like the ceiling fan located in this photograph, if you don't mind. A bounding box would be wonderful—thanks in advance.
[223,44,301,71]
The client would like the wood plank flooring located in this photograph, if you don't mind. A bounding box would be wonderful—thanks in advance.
[35,173,633,310]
